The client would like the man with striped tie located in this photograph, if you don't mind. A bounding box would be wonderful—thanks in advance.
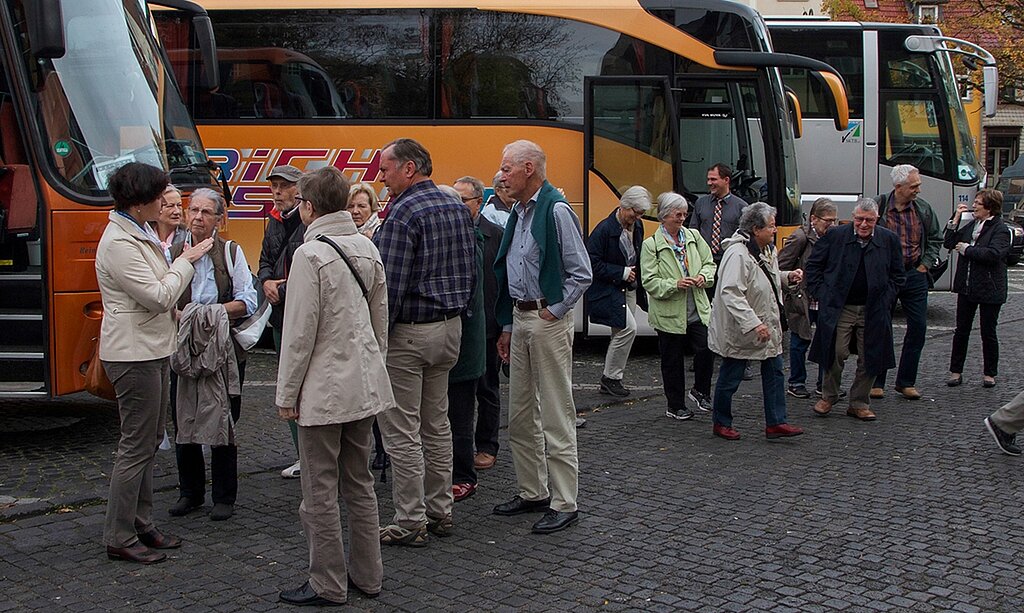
[689,162,751,380]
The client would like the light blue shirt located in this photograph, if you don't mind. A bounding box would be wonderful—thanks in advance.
[191,242,258,316]
[505,187,592,327]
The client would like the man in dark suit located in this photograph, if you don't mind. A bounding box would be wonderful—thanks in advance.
[453,177,504,474]
[805,199,905,421]
[585,186,650,397]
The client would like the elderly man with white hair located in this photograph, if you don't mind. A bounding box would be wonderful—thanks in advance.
[871,164,942,400]
[585,185,651,397]
[493,139,592,535]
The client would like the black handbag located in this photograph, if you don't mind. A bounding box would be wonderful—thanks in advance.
[927,255,949,288]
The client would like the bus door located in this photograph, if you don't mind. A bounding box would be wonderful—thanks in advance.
[584,76,678,336]
[674,77,766,209]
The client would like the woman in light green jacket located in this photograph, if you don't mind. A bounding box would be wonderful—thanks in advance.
[640,192,716,420]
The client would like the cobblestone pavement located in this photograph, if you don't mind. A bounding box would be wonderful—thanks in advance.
[3,287,1024,611]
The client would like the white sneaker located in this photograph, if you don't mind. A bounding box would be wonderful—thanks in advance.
[280,460,301,479]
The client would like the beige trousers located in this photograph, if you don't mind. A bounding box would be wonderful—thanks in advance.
[603,289,638,380]
[102,358,169,547]
[379,318,462,528]
[823,305,874,410]
[509,308,579,512]
[297,416,382,602]
[991,389,1024,434]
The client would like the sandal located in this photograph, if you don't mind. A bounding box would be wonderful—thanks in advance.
[983,377,996,388]
[946,373,963,387]
[426,514,453,537]
[379,524,427,547]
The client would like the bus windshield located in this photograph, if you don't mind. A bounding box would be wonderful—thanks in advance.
[935,50,982,184]
[11,0,213,197]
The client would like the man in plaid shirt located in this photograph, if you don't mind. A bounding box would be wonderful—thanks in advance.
[373,138,475,547]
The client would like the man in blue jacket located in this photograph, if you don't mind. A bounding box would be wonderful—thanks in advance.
[585,186,650,397]
[806,199,905,421]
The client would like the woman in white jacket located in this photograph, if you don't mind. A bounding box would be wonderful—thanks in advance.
[708,202,804,442]
[95,163,211,564]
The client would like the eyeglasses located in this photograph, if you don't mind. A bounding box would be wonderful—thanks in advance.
[813,215,837,226]
[852,216,877,224]
[294,196,311,206]
[461,196,482,203]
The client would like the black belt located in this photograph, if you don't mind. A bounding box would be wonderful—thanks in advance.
[395,311,457,325]
[514,299,548,311]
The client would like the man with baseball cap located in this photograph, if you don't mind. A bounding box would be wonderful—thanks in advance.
[258,164,306,478]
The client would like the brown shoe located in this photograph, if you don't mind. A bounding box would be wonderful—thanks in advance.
[869,387,885,399]
[106,542,167,564]
[895,386,921,400]
[813,399,832,416]
[846,406,877,421]
[473,452,496,470]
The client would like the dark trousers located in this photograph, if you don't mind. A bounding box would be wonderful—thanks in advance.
[713,356,788,428]
[171,360,245,505]
[656,321,713,410]
[950,296,1001,377]
[474,339,501,457]
[448,379,478,485]
[876,268,928,388]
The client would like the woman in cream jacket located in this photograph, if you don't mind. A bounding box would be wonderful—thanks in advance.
[95,163,211,565]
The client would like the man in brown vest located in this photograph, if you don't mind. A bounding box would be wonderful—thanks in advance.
[168,188,257,521]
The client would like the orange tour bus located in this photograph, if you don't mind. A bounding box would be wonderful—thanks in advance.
[0,0,223,398]
[155,0,849,336]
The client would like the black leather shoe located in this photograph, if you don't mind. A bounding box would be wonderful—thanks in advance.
[137,528,182,549]
[106,542,167,564]
[279,581,345,607]
[348,575,380,599]
[531,509,579,534]
[492,495,551,516]
[209,503,234,521]
[168,497,203,517]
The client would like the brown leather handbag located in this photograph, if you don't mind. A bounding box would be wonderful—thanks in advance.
[84,337,117,401]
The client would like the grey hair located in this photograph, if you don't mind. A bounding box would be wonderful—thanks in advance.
[619,186,652,212]
[853,198,879,215]
[502,140,547,179]
[347,182,380,212]
[809,197,837,218]
[739,202,777,234]
[890,164,918,187]
[383,137,433,176]
[492,171,503,189]
[656,192,688,221]
[437,184,461,200]
[455,176,485,199]
[191,187,226,216]
[164,183,182,196]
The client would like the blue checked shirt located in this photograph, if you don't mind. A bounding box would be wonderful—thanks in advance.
[373,179,476,329]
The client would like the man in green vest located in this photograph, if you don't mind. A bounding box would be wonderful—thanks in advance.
[492,140,592,535]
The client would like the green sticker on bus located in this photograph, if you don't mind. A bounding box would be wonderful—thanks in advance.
[54,140,70,157]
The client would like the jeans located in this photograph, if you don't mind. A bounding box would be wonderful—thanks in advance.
[713,356,788,428]
[788,310,822,389]
[876,268,928,388]
[949,297,1001,377]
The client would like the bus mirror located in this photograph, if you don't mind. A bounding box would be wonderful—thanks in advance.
[25,0,66,59]
[785,89,803,139]
[193,15,220,90]
[983,65,998,118]
[815,71,849,131]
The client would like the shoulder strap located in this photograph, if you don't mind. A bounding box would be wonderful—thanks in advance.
[316,235,369,299]
[224,239,234,271]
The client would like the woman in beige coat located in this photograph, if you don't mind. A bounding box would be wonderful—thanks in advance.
[708,202,803,442]
[95,163,212,564]
[276,167,393,606]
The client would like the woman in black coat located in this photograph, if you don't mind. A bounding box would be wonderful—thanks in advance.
[945,189,1010,388]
